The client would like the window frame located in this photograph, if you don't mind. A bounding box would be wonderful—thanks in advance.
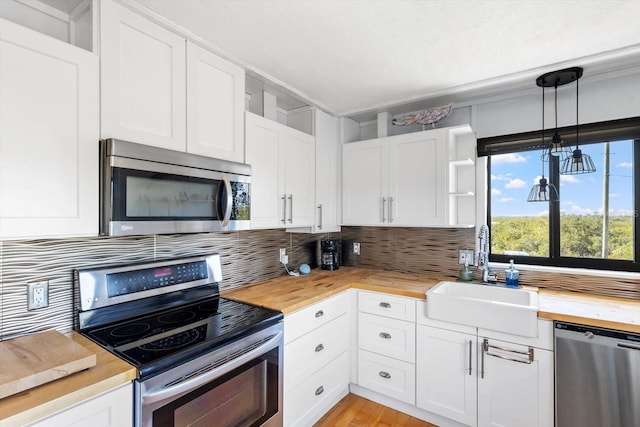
[479,117,640,273]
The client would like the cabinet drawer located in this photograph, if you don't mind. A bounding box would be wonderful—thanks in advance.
[357,349,415,405]
[285,291,350,344]
[358,312,415,363]
[285,314,349,389]
[285,351,349,426]
[358,290,416,321]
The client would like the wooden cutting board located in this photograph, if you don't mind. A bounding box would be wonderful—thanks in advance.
[0,330,96,399]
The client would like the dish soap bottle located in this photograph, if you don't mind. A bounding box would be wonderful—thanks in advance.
[459,258,474,281]
[505,259,520,288]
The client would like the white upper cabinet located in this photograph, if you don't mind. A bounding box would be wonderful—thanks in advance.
[0,18,99,239]
[100,0,186,151]
[342,138,388,225]
[311,110,341,232]
[186,42,245,162]
[245,112,315,229]
[389,130,446,225]
[342,125,476,227]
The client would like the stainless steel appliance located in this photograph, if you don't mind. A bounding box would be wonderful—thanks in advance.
[100,139,251,236]
[555,322,640,427]
[320,239,340,271]
[75,254,283,427]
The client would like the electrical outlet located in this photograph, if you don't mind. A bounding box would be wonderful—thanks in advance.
[279,248,288,264]
[353,242,361,255]
[27,281,49,310]
[458,250,475,265]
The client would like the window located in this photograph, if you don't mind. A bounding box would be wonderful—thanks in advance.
[478,117,640,272]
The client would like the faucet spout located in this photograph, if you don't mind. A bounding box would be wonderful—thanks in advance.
[477,225,492,282]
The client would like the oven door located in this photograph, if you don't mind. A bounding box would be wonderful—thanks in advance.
[102,158,250,236]
[136,323,283,427]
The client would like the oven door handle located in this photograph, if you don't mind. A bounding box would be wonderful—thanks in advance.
[220,175,233,227]
[142,330,282,405]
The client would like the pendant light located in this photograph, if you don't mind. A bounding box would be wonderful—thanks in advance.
[561,74,597,174]
[528,90,559,202]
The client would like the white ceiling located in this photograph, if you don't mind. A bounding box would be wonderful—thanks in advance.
[134,0,640,120]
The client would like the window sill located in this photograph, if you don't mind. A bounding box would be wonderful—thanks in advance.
[489,261,640,280]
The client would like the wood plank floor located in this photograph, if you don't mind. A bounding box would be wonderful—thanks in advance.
[313,393,438,427]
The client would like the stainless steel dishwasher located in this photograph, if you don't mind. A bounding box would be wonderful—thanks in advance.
[555,322,640,427]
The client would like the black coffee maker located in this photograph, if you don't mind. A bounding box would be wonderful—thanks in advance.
[320,239,340,271]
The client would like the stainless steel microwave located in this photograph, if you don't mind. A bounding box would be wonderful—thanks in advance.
[100,139,251,236]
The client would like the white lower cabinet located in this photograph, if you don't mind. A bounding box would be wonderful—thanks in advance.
[284,291,352,426]
[29,383,132,427]
[416,301,554,427]
[356,291,417,405]
[358,349,416,404]
[416,323,477,426]
[477,336,554,427]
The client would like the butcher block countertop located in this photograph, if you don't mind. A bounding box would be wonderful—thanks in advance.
[223,267,640,333]
[0,331,137,427]
[223,267,448,313]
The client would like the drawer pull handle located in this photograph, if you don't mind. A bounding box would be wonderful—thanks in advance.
[315,385,324,396]
[379,371,391,379]
[315,310,324,318]
[379,332,392,339]
[315,343,324,352]
[379,302,391,308]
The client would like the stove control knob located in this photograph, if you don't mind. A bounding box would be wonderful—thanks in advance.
[584,331,595,340]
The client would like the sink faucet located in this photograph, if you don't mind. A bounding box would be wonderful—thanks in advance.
[477,225,496,283]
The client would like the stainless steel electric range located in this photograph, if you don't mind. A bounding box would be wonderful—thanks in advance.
[75,253,283,427]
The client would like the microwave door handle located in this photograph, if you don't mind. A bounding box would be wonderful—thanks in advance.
[220,176,232,227]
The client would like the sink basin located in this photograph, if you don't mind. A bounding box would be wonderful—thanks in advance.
[426,281,539,337]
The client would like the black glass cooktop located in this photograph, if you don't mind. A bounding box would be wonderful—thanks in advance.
[84,296,282,377]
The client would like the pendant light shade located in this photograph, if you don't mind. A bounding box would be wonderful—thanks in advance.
[527,176,559,202]
[529,66,591,202]
[561,148,596,174]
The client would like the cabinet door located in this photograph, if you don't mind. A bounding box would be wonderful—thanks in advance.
[30,383,132,427]
[416,325,477,427]
[478,338,553,427]
[100,0,186,150]
[313,109,340,232]
[389,131,446,225]
[282,126,315,227]
[245,113,283,228]
[342,139,388,225]
[0,19,98,239]
[186,42,245,162]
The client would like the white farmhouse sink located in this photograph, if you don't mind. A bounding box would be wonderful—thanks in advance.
[426,281,539,337]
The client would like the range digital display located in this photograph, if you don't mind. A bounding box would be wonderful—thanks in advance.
[106,261,208,298]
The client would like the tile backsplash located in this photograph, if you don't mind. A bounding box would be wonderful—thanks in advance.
[0,230,326,339]
[1,226,637,339]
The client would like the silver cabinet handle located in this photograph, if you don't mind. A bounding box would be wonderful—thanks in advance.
[379,332,392,339]
[379,371,391,379]
[481,339,485,379]
[483,338,534,365]
[382,197,386,223]
[468,339,473,375]
[317,204,323,229]
[315,385,324,396]
[379,302,391,308]
[281,195,287,224]
[315,310,324,318]
[388,196,394,223]
[287,194,293,223]
[315,343,324,352]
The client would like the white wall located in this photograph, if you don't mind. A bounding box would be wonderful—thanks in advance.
[474,69,640,138]
[347,68,640,142]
